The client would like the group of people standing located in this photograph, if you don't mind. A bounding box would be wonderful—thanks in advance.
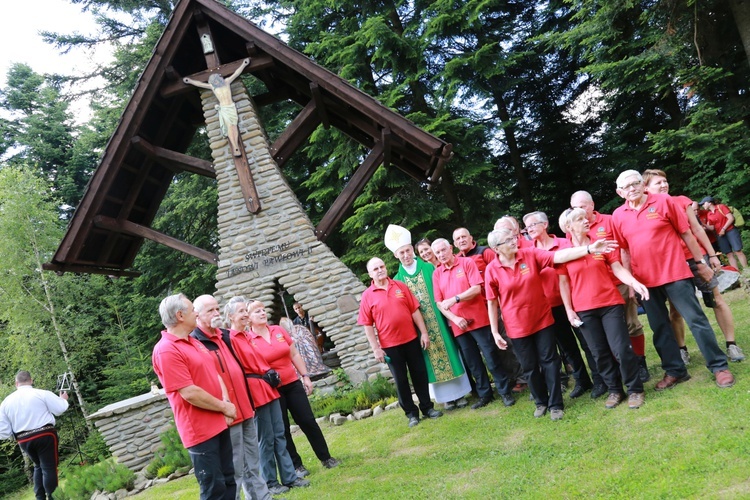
[152,293,340,499]
[358,168,742,425]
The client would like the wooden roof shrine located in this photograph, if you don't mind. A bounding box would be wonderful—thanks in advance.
[44,0,452,276]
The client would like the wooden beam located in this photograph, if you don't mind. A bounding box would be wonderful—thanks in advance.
[315,143,384,241]
[131,136,216,177]
[270,100,321,167]
[160,55,274,98]
[194,9,221,69]
[309,82,330,129]
[42,262,141,277]
[381,128,391,169]
[93,216,218,265]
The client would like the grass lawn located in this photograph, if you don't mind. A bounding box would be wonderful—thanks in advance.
[13,290,750,499]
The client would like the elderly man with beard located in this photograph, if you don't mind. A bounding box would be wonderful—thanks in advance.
[386,225,471,410]
[191,294,273,500]
[431,238,516,409]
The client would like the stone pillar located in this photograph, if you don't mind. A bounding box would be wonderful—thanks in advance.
[199,82,387,384]
[87,391,173,471]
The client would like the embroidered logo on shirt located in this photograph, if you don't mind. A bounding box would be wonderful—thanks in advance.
[596,227,606,237]
[520,263,530,275]
[394,288,406,299]
[455,269,465,278]
[646,207,659,219]
[276,333,286,342]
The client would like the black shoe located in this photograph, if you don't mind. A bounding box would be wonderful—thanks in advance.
[590,384,607,399]
[425,408,443,419]
[471,396,494,409]
[321,457,341,469]
[295,465,310,478]
[407,416,420,427]
[638,356,651,383]
[569,383,592,399]
[500,393,516,407]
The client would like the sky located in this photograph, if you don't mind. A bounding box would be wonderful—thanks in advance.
[1,0,110,121]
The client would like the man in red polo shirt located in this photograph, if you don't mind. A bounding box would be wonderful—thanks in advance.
[611,170,735,390]
[152,294,237,500]
[191,295,271,500]
[570,190,649,385]
[358,257,443,428]
[431,238,516,409]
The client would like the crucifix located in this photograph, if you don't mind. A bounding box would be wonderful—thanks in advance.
[183,58,262,213]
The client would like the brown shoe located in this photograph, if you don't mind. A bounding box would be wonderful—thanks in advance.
[628,392,645,409]
[654,373,691,391]
[604,392,624,409]
[715,369,735,388]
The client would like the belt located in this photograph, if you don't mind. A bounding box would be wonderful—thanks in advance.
[14,424,55,441]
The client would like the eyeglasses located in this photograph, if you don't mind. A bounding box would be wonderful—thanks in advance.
[525,221,545,229]
[618,180,642,191]
[494,237,516,248]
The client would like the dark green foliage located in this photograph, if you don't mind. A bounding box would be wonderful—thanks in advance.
[144,424,191,479]
[58,459,135,499]
[307,374,397,418]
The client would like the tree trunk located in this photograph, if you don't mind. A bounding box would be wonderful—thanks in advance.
[729,0,750,68]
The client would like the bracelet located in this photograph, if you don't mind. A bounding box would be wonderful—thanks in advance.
[586,245,591,254]
[455,295,461,303]
[301,374,309,378]
[708,255,717,258]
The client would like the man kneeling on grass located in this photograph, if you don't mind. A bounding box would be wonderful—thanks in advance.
[358,257,443,428]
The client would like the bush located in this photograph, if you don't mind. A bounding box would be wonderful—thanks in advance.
[78,430,111,464]
[57,459,135,499]
[307,374,397,418]
[144,424,191,479]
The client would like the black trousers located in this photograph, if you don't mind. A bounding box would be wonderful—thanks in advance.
[383,337,434,419]
[455,325,514,398]
[280,379,331,468]
[513,325,563,410]
[18,429,58,500]
[551,305,594,387]
[188,428,236,500]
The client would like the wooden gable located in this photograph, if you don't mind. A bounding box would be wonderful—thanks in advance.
[44,0,452,276]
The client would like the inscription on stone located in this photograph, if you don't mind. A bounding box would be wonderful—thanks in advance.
[226,243,314,278]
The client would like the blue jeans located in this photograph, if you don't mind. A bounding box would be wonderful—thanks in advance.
[188,428,236,500]
[255,399,297,487]
[577,305,643,394]
[455,325,513,398]
[230,418,270,500]
[643,278,729,375]
[512,325,563,410]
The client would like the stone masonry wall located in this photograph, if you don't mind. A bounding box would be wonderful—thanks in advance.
[201,82,388,385]
[87,391,173,471]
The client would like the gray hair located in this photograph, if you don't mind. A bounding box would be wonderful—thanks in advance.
[487,228,514,248]
[570,190,593,204]
[494,216,519,231]
[279,317,294,334]
[616,170,642,188]
[523,211,548,225]
[559,207,586,232]
[193,294,215,314]
[159,293,189,328]
[223,296,248,328]
[430,238,451,251]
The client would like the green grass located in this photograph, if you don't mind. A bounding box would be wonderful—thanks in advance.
[14,289,750,499]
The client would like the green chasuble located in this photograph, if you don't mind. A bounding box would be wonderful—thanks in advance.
[394,258,465,383]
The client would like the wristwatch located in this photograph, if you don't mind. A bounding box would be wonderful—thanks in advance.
[455,295,461,303]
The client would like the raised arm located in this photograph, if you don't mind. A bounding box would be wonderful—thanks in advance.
[182,76,213,89]
[225,58,250,84]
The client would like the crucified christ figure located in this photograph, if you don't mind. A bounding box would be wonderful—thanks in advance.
[184,58,250,156]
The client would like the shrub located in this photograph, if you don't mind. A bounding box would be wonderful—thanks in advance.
[78,430,111,464]
[57,459,135,499]
[307,375,397,418]
[144,424,191,479]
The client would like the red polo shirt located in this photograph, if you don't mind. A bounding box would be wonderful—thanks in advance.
[535,236,570,308]
[706,203,734,234]
[583,211,623,287]
[432,256,490,336]
[612,192,692,288]
[230,330,280,408]
[246,326,298,387]
[358,278,420,348]
[558,250,624,312]
[672,194,707,259]
[194,326,254,422]
[484,248,555,339]
[152,331,228,448]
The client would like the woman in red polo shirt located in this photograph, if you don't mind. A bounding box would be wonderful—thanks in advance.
[247,301,340,480]
[485,227,617,421]
[226,298,308,495]
[558,208,648,410]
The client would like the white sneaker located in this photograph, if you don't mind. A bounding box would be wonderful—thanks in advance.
[727,344,746,362]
